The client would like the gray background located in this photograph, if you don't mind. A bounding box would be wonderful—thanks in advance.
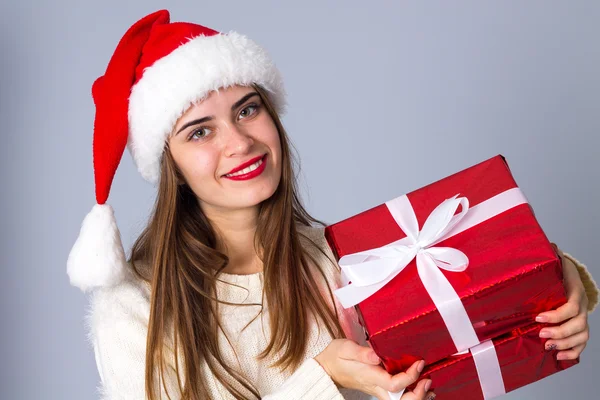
[1,0,597,399]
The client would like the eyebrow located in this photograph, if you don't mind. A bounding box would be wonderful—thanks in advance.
[175,92,260,135]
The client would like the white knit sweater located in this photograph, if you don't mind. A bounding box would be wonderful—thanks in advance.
[84,226,599,400]
[85,226,371,399]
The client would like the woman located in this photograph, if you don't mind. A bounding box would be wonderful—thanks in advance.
[67,10,598,400]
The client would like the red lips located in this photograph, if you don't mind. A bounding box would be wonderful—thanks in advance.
[223,154,266,176]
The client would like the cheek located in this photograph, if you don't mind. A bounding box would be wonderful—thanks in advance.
[270,131,282,153]
[178,148,218,181]
[258,119,281,156]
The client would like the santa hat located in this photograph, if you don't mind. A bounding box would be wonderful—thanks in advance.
[67,10,286,292]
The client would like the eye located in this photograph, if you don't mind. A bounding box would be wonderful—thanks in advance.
[238,104,259,120]
[187,127,212,141]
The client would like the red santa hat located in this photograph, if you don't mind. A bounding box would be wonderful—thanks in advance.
[67,10,286,292]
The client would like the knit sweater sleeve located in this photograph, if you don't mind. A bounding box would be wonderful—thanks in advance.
[86,277,346,400]
[86,279,183,400]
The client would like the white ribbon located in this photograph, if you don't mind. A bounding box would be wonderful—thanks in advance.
[471,340,506,398]
[387,339,506,400]
[332,188,528,400]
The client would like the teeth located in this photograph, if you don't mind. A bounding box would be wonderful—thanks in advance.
[225,158,263,177]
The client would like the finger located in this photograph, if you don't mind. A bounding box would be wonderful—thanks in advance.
[425,391,437,400]
[361,364,408,393]
[539,314,588,339]
[557,343,586,360]
[386,360,425,393]
[413,379,433,399]
[400,379,431,399]
[340,340,381,365]
[365,360,424,393]
[536,298,581,324]
[545,329,589,351]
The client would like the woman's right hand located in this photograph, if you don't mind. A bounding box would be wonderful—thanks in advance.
[314,339,435,400]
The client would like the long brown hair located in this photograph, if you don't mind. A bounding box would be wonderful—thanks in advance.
[129,84,345,399]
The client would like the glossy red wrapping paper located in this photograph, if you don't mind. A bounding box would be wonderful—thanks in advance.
[406,323,579,399]
[324,155,567,372]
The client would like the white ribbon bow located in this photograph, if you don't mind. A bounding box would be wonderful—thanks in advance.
[341,194,469,288]
[336,194,482,353]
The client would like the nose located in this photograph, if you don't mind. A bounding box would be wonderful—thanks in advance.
[223,123,254,157]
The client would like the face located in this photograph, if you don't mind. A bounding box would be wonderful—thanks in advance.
[168,85,282,213]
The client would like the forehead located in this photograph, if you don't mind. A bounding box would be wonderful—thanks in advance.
[193,85,255,111]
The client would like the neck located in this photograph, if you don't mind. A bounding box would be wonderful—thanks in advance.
[203,204,263,275]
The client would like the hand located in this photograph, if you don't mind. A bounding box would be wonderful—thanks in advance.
[315,339,435,400]
[535,244,590,360]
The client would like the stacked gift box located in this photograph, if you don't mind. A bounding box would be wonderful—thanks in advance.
[324,155,579,399]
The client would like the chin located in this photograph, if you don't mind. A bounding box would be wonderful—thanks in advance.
[242,182,279,207]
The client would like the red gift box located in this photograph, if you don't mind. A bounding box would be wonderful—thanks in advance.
[406,323,579,399]
[324,155,567,372]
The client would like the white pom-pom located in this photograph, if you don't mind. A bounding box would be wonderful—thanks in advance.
[67,204,127,292]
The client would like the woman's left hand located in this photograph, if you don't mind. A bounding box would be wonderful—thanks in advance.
[534,244,590,360]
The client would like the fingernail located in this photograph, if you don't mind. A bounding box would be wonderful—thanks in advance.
[539,330,551,338]
[424,379,432,392]
[536,315,548,323]
[417,360,425,373]
[546,343,557,351]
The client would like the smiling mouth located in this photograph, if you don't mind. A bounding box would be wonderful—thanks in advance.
[223,154,267,178]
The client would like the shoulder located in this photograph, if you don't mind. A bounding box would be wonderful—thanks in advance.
[297,224,366,344]
[297,224,336,264]
[83,268,153,383]
[297,223,325,240]
[85,270,152,340]
[297,224,342,281]
[83,269,183,399]
[83,268,164,399]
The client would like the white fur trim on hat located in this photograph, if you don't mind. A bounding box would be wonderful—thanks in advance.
[128,31,286,184]
[67,204,128,292]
